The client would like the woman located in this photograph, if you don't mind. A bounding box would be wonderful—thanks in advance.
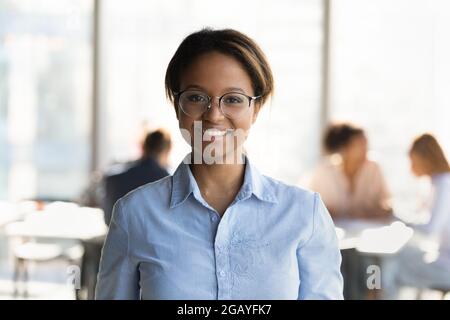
[383,133,450,299]
[96,28,343,300]
[309,123,392,220]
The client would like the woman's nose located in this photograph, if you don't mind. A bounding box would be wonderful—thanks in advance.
[204,97,225,120]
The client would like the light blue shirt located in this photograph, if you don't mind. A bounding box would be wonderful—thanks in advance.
[95,156,344,300]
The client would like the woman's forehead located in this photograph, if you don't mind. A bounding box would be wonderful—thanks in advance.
[180,52,253,94]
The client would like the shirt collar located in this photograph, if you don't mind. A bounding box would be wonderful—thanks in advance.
[169,154,278,209]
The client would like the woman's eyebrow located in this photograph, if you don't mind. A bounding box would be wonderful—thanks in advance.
[182,85,246,94]
[224,87,245,93]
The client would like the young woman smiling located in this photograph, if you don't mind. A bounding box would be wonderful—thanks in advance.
[96,28,343,300]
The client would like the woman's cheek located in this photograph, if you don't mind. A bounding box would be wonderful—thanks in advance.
[178,119,194,147]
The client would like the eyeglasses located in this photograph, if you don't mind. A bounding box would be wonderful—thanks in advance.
[175,89,261,119]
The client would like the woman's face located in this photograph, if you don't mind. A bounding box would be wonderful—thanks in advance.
[409,151,429,177]
[342,134,368,165]
[177,51,259,163]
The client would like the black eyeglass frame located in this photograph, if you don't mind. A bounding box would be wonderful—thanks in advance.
[173,89,262,118]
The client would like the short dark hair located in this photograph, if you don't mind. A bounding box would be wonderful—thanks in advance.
[323,123,365,153]
[143,129,172,158]
[165,28,274,109]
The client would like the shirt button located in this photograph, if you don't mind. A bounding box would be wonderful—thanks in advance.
[219,270,226,277]
[210,215,218,222]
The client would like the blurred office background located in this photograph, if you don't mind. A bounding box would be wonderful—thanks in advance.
[0,0,449,299]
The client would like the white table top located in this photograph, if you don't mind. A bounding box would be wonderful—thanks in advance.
[0,201,37,228]
[4,203,108,241]
[335,218,414,255]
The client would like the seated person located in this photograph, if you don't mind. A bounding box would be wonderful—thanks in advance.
[308,122,392,220]
[102,128,172,225]
[383,133,450,299]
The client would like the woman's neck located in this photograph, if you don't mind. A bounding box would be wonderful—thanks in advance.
[341,156,366,194]
[189,156,246,216]
[341,157,361,177]
[190,161,246,195]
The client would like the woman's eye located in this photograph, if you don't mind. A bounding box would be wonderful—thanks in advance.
[187,94,207,103]
[224,95,244,104]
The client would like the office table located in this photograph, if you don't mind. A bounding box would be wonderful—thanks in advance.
[4,206,107,241]
[335,218,414,299]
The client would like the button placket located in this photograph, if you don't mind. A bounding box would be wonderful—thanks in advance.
[214,210,232,299]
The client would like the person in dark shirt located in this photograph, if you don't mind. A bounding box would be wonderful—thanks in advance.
[102,129,172,226]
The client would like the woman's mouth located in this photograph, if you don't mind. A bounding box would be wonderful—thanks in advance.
[204,128,227,137]
[202,128,233,140]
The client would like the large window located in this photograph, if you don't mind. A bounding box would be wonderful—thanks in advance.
[329,0,450,214]
[0,0,93,201]
[99,0,326,184]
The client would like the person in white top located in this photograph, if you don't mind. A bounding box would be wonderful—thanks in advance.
[308,123,392,220]
[383,133,450,299]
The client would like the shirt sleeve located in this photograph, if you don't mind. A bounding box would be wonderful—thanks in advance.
[95,199,140,299]
[297,193,344,300]
[308,165,331,203]
[101,175,115,227]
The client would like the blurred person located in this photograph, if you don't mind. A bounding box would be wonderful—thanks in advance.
[383,133,450,299]
[96,28,343,300]
[409,134,450,239]
[307,123,392,299]
[102,128,172,226]
[308,122,392,220]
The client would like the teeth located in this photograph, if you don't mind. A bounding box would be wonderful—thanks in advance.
[204,129,227,136]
